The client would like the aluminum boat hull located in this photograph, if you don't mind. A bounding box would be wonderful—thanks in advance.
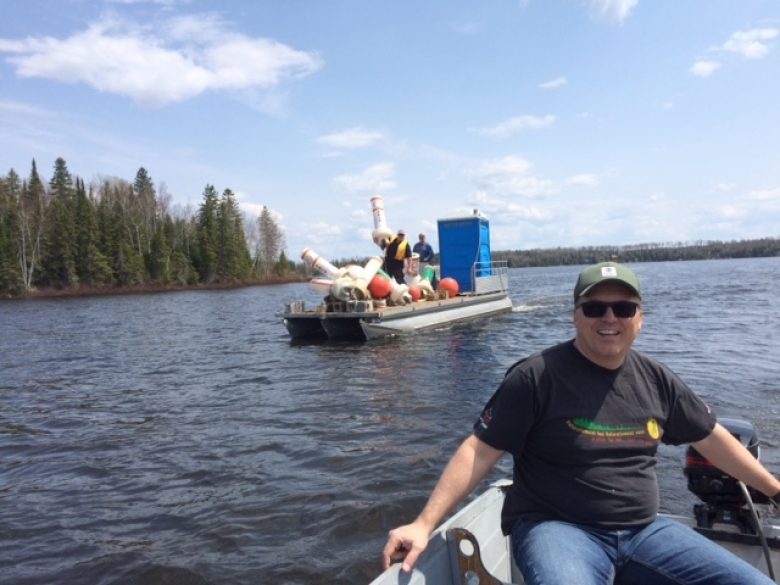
[369,481,780,585]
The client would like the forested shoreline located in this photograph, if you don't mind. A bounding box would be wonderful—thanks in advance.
[493,237,780,268]
[0,158,297,299]
[1,158,778,300]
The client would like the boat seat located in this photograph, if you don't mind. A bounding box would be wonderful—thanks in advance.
[446,527,513,585]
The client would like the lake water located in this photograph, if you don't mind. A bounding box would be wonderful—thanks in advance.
[1,257,779,585]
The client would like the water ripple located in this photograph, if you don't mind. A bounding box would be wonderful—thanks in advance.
[1,259,779,584]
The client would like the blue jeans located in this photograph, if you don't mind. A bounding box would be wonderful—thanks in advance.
[511,516,774,585]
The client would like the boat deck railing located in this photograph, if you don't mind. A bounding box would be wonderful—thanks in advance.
[472,260,509,294]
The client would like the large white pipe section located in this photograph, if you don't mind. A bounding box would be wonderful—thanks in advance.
[362,256,383,282]
[371,195,387,231]
[370,195,393,246]
[301,248,340,278]
[309,278,333,295]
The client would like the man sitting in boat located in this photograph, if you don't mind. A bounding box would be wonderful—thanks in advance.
[382,229,412,284]
[382,261,780,585]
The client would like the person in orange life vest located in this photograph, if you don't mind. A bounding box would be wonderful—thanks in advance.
[383,229,412,284]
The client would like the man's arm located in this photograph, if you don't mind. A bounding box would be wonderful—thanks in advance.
[381,434,505,572]
[691,422,780,497]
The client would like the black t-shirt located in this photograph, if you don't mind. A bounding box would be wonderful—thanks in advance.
[474,340,716,534]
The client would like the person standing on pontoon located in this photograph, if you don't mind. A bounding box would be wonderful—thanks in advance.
[382,261,780,585]
[382,229,412,284]
[412,233,434,275]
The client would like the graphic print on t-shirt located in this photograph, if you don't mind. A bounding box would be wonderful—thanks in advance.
[566,417,661,446]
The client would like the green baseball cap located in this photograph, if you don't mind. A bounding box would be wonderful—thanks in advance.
[573,262,642,300]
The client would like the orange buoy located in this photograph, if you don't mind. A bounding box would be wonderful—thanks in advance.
[368,274,392,298]
[437,277,459,298]
[409,285,421,301]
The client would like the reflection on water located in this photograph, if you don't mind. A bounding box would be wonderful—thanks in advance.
[1,257,779,584]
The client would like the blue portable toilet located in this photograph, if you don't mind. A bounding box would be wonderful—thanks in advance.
[437,211,492,293]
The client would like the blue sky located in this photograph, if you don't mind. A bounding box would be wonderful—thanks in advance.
[1,1,779,261]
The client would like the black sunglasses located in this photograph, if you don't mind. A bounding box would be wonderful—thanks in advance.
[577,300,640,319]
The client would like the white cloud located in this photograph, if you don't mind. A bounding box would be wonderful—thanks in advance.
[690,28,778,80]
[475,115,556,138]
[748,187,780,201]
[539,77,566,90]
[586,0,638,25]
[717,204,747,219]
[722,28,779,60]
[471,156,555,197]
[305,221,342,235]
[714,182,735,192]
[297,222,345,252]
[239,201,284,224]
[565,174,600,186]
[0,16,322,107]
[690,60,721,77]
[0,99,57,116]
[333,162,396,194]
[467,191,551,221]
[317,127,384,149]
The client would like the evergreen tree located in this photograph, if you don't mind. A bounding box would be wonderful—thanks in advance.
[215,188,251,280]
[74,179,112,285]
[42,157,77,287]
[0,172,23,294]
[274,249,294,276]
[100,177,147,285]
[95,179,120,286]
[133,167,157,259]
[164,205,199,285]
[195,184,219,283]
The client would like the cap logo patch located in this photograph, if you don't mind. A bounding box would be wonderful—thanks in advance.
[601,267,618,277]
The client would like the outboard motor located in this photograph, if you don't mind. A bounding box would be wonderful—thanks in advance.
[684,417,768,533]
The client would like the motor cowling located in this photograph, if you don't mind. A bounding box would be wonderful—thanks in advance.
[684,417,768,506]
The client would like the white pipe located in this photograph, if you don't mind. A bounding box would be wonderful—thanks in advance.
[371,195,387,231]
[301,248,339,278]
[309,278,332,295]
[362,256,383,282]
[370,195,393,247]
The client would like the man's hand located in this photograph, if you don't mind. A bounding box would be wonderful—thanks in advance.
[381,521,431,572]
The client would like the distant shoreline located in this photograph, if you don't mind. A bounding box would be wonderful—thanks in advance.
[0,276,308,302]
[5,244,779,301]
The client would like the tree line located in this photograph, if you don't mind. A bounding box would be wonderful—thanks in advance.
[493,238,780,268]
[0,158,294,297]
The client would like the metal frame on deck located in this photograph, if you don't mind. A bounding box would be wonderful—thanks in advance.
[472,261,509,294]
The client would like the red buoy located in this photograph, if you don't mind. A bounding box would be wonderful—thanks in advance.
[409,285,421,301]
[437,277,459,298]
[368,274,392,298]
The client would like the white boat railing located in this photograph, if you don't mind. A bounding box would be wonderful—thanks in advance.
[472,260,509,294]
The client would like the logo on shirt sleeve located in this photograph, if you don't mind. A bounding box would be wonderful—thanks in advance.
[478,407,493,429]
